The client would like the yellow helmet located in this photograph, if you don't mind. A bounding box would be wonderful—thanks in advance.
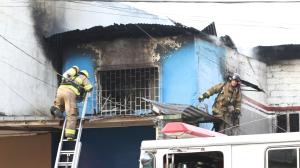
[72,66,79,73]
[80,70,89,78]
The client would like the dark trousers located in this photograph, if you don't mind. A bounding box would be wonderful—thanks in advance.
[212,113,240,135]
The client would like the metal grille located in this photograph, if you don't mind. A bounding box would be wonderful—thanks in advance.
[277,114,287,133]
[98,67,159,116]
[276,113,300,133]
[290,113,299,132]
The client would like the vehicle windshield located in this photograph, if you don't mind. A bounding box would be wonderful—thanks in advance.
[164,151,223,168]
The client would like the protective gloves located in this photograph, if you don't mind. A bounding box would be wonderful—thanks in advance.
[198,92,209,102]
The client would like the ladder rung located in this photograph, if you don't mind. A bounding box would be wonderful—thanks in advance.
[55,94,89,167]
[63,139,77,141]
[58,161,72,165]
[60,150,75,154]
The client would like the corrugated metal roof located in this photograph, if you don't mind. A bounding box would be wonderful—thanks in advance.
[46,23,209,47]
[145,99,216,123]
[201,22,217,36]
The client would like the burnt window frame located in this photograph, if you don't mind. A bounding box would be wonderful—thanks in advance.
[97,67,160,116]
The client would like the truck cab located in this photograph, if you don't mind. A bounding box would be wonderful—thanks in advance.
[139,123,300,168]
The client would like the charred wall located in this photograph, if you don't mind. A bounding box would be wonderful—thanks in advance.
[76,35,191,70]
[30,1,66,73]
[60,35,193,115]
[253,44,300,65]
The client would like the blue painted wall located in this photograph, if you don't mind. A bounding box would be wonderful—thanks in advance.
[161,43,198,104]
[195,38,226,128]
[63,52,96,115]
[161,38,226,128]
[59,37,227,167]
[52,126,155,168]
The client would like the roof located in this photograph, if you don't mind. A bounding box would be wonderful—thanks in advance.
[201,22,217,36]
[145,99,217,124]
[253,44,300,63]
[161,122,226,138]
[46,23,213,48]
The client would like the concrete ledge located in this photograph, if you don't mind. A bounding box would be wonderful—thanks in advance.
[0,115,157,131]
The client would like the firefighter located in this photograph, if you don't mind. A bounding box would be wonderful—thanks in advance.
[198,73,241,135]
[50,66,80,118]
[50,69,93,140]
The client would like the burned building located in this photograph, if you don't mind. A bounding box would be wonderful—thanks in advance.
[2,0,289,167]
[45,23,235,167]
[47,23,221,116]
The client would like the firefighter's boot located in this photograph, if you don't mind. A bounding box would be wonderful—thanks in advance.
[50,106,63,118]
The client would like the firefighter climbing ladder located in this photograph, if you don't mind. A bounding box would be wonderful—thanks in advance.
[54,94,89,168]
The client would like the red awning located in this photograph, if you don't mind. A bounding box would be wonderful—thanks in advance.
[161,122,226,139]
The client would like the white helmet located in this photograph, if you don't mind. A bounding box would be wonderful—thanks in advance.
[231,73,241,81]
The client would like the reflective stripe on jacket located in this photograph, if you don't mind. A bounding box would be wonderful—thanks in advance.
[59,74,93,96]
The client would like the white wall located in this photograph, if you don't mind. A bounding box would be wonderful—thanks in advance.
[226,49,267,104]
[267,59,300,106]
[0,0,57,116]
[34,1,172,37]
[0,0,173,116]
[226,49,273,134]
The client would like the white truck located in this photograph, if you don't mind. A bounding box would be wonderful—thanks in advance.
[139,123,300,168]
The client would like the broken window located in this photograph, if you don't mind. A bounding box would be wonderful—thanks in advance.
[163,152,223,168]
[276,113,299,133]
[98,67,159,116]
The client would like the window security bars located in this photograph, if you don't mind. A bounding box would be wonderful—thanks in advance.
[98,67,159,116]
[276,112,300,133]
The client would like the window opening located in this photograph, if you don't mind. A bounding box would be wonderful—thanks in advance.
[163,151,223,168]
[276,113,300,133]
[290,113,299,132]
[277,114,287,133]
[98,67,159,116]
[267,148,297,168]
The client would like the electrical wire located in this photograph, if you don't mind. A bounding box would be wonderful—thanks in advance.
[62,1,300,29]
[175,26,286,133]
[5,0,300,2]
[0,34,44,65]
[0,59,57,88]
[0,33,65,80]
[0,76,44,116]
[2,1,297,26]
[218,112,288,133]
[0,0,293,122]
[65,1,300,29]
[56,6,169,21]
[67,0,161,16]
[2,1,300,30]
[79,0,300,3]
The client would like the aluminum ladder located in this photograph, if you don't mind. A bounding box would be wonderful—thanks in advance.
[54,94,89,168]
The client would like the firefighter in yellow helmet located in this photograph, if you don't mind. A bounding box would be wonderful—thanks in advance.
[50,68,93,140]
[198,73,242,135]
